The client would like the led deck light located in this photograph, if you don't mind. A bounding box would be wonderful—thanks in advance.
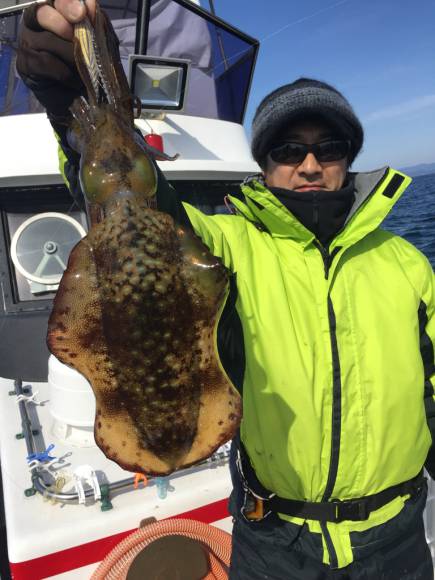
[129,55,190,112]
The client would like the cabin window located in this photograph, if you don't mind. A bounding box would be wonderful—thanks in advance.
[0,0,258,122]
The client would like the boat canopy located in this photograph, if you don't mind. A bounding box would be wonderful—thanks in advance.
[0,0,259,122]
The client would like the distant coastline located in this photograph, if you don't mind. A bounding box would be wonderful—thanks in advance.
[399,162,435,178]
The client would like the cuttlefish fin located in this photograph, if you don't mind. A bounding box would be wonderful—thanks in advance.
[174,226,242,467]
[47,236,105,380]
[181,325,242,467]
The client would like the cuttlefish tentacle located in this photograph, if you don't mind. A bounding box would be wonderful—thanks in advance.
[136,136,180,162]
[73,17,99,104]
[47,1,241,475]
[92,3,133,123]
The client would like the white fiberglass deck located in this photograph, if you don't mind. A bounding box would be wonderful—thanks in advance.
[0,378,233,579]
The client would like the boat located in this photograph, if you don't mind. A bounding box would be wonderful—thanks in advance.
[0,1,259,577]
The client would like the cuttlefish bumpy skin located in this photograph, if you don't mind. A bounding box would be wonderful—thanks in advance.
[48,193,242,474]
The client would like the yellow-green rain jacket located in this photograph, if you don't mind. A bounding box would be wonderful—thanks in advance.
[183,167,435,568]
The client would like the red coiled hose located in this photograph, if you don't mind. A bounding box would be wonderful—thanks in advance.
[90,518,232,579]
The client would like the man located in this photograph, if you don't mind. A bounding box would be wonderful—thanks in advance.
[17,1,435,578]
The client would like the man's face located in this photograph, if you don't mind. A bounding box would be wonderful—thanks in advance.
[263,120,348,192]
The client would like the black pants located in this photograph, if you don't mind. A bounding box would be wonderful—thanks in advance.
[229,514,433,579]
[228,467,433,579]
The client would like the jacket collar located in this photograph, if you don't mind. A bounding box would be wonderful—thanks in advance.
[229,167,412,250]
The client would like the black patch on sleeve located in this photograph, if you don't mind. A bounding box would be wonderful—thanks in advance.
[249,197,264,211]
[217,274,245,394]
[52,123,86,211]
[154,163,190,227]
[419,301,435,380]
[419,300,435,479]
[382,174,405,199]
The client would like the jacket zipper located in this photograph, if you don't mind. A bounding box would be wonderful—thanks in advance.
[305,171,398,566]
[312,168,401,507]
[314,242,343,568]
[314,243,340,280]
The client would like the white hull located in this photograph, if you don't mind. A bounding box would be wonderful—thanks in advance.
[0,378,233,579]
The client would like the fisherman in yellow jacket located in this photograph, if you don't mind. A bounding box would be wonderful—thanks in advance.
[17,0,435,578]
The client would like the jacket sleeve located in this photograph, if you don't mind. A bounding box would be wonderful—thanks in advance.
[182,203,240,271]
[421,261,435,478]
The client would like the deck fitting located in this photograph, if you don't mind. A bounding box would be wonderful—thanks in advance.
[100,484,113,511]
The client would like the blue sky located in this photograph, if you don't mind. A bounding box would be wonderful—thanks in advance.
[207,0,435,171]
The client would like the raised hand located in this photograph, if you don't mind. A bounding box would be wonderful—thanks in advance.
[34,0,96,40]
[16,0,97,120]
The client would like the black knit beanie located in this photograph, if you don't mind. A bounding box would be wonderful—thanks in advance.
[251,78,364,168]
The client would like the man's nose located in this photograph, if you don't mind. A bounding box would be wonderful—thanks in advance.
[298,152,322,175]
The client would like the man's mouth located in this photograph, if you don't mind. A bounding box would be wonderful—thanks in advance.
[294,185,325,191]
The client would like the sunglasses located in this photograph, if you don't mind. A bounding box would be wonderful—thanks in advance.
[269,140,351,164]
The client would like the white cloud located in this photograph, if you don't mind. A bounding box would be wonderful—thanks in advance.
[364,94,435,123]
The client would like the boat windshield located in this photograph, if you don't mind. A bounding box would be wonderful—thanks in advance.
[0,0,258,123]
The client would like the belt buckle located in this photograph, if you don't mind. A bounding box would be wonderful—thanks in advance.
[243,494,265,521]
[334,499,369,523]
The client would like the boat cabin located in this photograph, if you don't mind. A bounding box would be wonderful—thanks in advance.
[0,1,259,578]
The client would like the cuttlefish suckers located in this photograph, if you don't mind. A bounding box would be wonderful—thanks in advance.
[47,2,242,475]
[73,105,157,207]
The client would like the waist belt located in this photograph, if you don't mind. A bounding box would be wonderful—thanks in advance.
[236,439,425,523]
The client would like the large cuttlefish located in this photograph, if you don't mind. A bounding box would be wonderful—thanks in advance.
[47,4,241,475]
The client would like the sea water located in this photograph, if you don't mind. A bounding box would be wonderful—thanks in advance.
[384,172,435,267]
